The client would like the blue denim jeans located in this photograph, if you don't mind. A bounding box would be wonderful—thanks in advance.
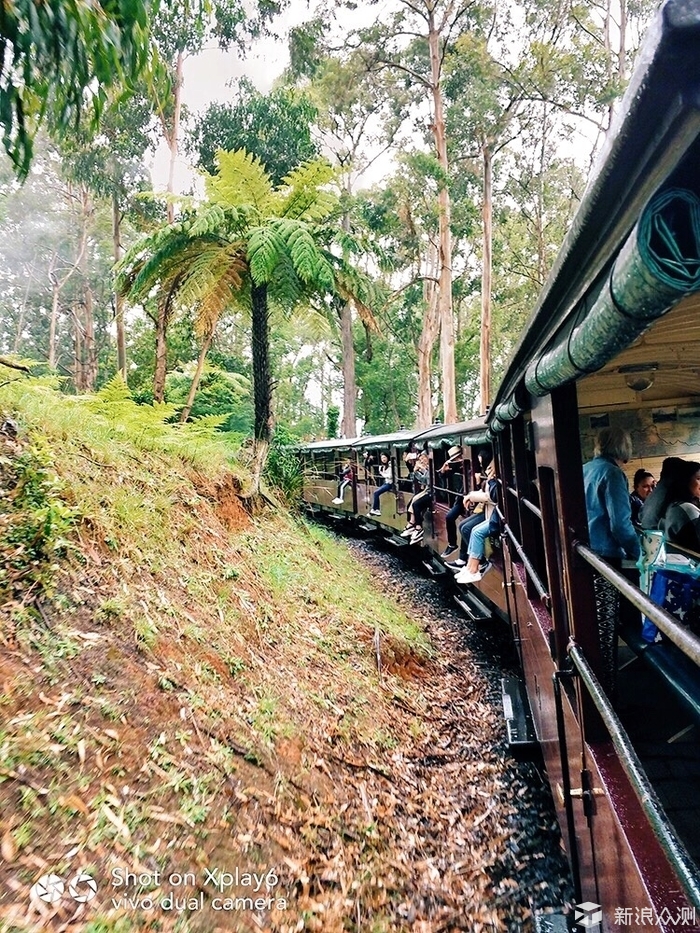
[372,483,393,510]
[467,519,491,561]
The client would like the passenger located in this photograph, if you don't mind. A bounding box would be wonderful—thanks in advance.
[332,461,354,505]
[400,452,431,544]
[443,447,490,561]
[582,427,641,697]
[640,457,686,530]
[403,441,420,476]
[440,445,467,556]
[368,452,394,516]
[629,469,655,524]
[659,460,700,553]
[454,458,500,583]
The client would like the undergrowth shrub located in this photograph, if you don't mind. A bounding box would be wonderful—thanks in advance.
[264,426,303,504]
[0,439,78,600]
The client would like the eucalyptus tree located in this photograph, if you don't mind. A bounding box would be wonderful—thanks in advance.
[189,80,319,185]
[343,0,491,426]
[53,93,156,379]
[0,0,153,178]
[285,47,407,436]
[116,150,380,487]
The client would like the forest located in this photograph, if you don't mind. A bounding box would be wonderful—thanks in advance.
[0,0,660,450]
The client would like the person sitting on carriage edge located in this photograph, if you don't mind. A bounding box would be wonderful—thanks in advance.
[454,460,500,583]
[449,451,496,569]
[401,452,431,544]
[369,452,394,515]
[442,446,487,559]
[629,468,655,524]
[332,461,354,505]
[582,427,641,698]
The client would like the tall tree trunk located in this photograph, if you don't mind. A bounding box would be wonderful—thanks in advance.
[480,143,493,414]
[153,300,169,402]
[179,330,214,423]
[166,50,183,225]
[73,307,84,390]
[49,271,59,369]
[339,199,357,437]
[428,12,457,424]
[340,298,356,437]
[79,190,97,391]
[416,242,440,429]
[251,283,272,442]
[113,191,127,378]
[152,48,184,398]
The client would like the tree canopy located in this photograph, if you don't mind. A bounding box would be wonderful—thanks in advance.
[0,0,154,177]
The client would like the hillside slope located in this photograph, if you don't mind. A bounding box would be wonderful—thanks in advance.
[0,374,570,933]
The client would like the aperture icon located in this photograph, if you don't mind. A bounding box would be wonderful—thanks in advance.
[31,874,65,904]
[30,871,98,905]
[68,871,98,903]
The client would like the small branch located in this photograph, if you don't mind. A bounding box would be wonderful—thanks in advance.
[374,625,383,682]
[0,357,32,373]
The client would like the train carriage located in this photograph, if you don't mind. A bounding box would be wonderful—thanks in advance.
[299,1,700,925]
[485,1,700,927]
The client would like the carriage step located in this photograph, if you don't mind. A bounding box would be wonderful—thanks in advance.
[422,557,447,577]
[501,675,537,755]
[452,590,491,621]
[533,912,569,932]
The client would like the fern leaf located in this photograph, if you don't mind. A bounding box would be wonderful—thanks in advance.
[207,149,275,214]
[248,224,286,285]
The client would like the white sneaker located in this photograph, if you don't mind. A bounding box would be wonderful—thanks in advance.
[410,528,424,544]
[455,569,482,584]
[369,509,381,516]
[400,525,416,538]
[332,497,343,504]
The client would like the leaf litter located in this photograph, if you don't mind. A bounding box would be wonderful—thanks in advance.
[0,424,573,933]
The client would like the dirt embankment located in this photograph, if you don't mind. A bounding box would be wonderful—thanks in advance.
[0,415,571,933]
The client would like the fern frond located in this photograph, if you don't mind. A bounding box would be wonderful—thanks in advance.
[277,221,335,291]
[195,252,247,337]
[266,249,304,309]
[330,259,383,335]
[207,149,275,215]
[248,224,286,284]
[189,204,227,237]
[279,158,339,222]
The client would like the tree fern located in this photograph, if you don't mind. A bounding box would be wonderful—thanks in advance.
[248,224,286,284]
[207,149,275,214]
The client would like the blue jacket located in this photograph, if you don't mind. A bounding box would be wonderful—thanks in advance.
[583,455,641,561]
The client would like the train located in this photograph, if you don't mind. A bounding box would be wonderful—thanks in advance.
[299,2,700,930]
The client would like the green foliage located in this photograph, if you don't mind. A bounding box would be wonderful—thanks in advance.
[0,438,78,600]
[190,79,319,184]
[264,425,304,502]
[0,0,152,178]
[165,365,252,434]
[326,405,339,439]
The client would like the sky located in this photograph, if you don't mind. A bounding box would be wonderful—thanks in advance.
[149,9,302,192]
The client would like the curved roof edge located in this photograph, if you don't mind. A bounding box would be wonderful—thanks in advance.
[490,0,700,428]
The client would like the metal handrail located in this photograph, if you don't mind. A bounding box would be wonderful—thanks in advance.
[503,523,549,602]
[521,497,542,520]
[575,543,700,667]
[568,642,700,912]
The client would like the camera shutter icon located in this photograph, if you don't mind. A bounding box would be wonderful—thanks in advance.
[574,902,603,928]
[31,874,65,904]
[68,871,98,903]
